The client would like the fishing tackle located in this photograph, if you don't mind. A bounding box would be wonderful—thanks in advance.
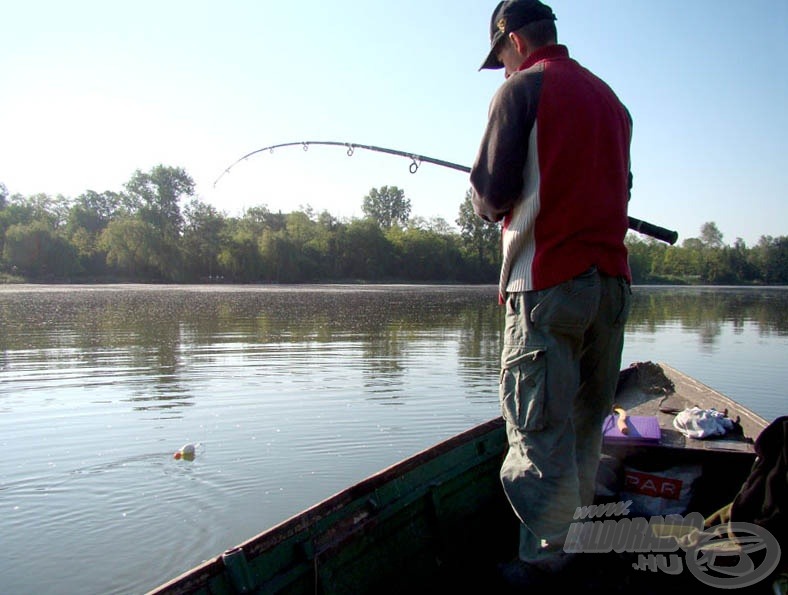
[214,140,678,244]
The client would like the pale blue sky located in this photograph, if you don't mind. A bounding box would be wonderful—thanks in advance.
[2,0,786,246]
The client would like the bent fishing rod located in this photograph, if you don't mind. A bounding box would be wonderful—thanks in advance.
[214,140,679,245]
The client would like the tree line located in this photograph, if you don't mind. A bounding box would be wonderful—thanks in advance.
[1,165,785,285]
[627,221,788,285]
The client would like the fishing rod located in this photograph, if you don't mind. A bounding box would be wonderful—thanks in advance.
[214,140,679,245]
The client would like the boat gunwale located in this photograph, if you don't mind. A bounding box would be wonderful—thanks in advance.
[147,416,506,594]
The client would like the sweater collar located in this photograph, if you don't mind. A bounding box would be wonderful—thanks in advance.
[518,44,569,72]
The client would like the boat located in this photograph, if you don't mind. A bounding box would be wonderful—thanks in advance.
[147,361,783,595]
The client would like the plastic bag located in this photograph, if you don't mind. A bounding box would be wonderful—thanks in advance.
[673,407,734,439]
[621,463,703,517]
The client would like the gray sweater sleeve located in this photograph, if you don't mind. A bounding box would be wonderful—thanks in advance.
[470,71,541,222]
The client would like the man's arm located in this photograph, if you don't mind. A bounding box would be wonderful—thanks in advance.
[470,73,541,222]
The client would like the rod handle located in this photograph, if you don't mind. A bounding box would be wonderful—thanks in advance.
[628,216,678,245]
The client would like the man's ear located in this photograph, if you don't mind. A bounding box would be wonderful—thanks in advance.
[509,32,529,57]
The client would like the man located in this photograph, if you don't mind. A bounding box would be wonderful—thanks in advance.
[470,0,633,587]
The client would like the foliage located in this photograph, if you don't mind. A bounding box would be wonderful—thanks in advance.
[626,229,788,285]
[181,199,226,280]
[99,217,161,278]
[0,169,785,285]
[3,219,80,278]
[361,185,411,229]
[456,189,500,282]
[700,221,724,249]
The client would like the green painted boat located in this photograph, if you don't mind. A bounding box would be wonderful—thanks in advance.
[147,362,783,594]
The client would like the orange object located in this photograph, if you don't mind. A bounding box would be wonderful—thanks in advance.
[174,443,196,461]
[613,405,629,434]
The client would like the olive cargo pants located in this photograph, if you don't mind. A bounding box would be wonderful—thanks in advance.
[498,267,632,562]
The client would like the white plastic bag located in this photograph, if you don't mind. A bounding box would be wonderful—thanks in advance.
[621,463,702,517]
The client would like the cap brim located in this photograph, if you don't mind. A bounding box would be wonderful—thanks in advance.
[479,31,505,71]
[479,51,503,71]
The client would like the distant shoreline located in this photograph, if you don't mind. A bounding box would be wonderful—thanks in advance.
[2,279,786,290]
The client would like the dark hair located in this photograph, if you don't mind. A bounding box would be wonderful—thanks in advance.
[515,18,557,47]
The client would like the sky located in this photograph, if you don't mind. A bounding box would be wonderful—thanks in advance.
[1,0,786,247]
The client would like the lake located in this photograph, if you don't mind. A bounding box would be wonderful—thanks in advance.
[0,284,785,594]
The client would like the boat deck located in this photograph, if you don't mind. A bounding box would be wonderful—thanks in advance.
[611,361,767,455]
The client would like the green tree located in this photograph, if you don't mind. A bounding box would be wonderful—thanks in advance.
[336,218,391,279]
[3,220,80,278]
[752,236,788,284]
[728,239,758,283]
[703,249,737,284]
[182,199,226,280]
[362,186,411,229]
[456,189,499,281]
[700,221,724,249]
[1,193,27,263]
[1,193,36,228]
[1,193,58,271]
[65,190,124,272]
[657,241,701,280]
[625,234,670,283]
[99,217,161,278]
[427,216,454,235]
[68,190,124,228]
[125,165,193,233]
[218,214,266,282]
[256,211,323,282]
[387,226,462,281]
[124,165,194,279]
[2,192,69,229]
[243,206,286,232]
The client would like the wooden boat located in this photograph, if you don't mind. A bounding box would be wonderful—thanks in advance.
[147,362,782,595]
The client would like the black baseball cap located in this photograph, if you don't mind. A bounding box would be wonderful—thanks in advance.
[479,0,557,71]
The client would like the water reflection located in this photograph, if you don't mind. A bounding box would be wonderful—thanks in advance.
[0,286,506,414]
[627,286,788,336]
[1,285,786,415]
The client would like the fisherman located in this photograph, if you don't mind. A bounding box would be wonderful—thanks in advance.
[470,0,633,587]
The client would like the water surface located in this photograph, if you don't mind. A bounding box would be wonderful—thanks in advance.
[0,284,785,594]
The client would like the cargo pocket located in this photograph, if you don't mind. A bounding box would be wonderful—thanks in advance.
[500,348,547,432]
